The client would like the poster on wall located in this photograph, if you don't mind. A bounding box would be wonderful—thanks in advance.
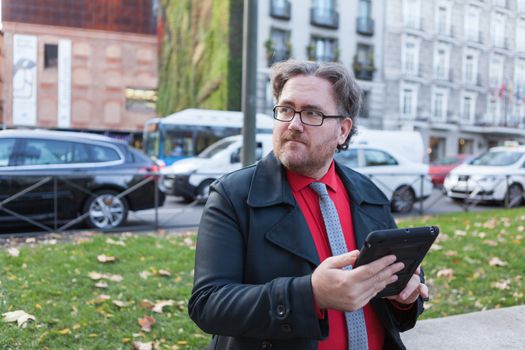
[58,39,72,128]
[12,34,38,126]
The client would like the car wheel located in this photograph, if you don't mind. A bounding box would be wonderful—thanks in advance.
[84,190,128,230]
[391,186,415,213]
[504,184,524,208]
[196,179,214,204]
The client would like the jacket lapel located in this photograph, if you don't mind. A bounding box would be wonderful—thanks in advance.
[249,153,320,266]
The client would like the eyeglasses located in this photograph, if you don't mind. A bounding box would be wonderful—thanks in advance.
[272,106,345,126]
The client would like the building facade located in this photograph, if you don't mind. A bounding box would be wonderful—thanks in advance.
[258,0,525,161]
[1,0,158,146]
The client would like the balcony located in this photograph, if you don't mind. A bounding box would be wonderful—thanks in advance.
[267,48,291,66]
[354,67,374,81]
[493,37,511,50]
[356,17,374,36]
[405,16,422,31]
[463,73,485,88]
[270,0,291,20]
[465,30,484,44]
[433,68,454,82]
[494,0,509,9]
[310,7,339,29]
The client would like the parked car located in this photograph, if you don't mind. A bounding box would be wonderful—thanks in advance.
[443,145,525,207]
[0,129,166,230]
[162,134,273,202]
[334,145,433,213]
[429,154,471,186]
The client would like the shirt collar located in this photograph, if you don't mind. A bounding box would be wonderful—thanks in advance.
[286,161,339,193]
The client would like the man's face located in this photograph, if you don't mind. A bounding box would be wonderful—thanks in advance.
[272,75,352,179]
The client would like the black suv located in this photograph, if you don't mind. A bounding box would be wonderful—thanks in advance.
[0,129,165,230]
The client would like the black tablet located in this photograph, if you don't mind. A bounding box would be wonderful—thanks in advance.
[354,226,440,298]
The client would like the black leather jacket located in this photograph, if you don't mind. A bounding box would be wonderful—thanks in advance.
[189,152,424,350]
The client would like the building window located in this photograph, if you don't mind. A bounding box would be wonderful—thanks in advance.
[311,0,339,29]
[356,0,374,36]
[266,28,291,66]
[515,59,525,96]
[492,12,506,48]
[270,0,291,20]
[516,20,525,52]
[403,0,421,29]
[463,49,479,85]
[465,5,480,43]
[461,92,476,124]
[458,138,474,154]
[44,44,58,69]
[125,88,157,113]
[308,37,337,62]
[436,1,451,36]
[402,35,419,75]
[400,83,418,119]
[353,44,374,81]
[433,43,450,80]
[431,88,448,122]
[360,90,370,119]
[487,96,501,125]
[489,54,504,88]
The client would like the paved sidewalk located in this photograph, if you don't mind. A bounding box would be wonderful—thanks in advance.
[400,305,525,349]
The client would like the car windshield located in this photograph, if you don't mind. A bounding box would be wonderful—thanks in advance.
[469,150,523,166]
[198,140,236,159]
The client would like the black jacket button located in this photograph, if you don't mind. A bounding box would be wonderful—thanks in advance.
[281,323,292,333]
[276,304,286,316]
[262,340,273,349]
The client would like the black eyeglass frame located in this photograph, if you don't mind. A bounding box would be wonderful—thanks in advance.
[272,105,346,126]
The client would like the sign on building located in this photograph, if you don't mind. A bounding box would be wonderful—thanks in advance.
[12,34,38,126]
[58,39,72,128]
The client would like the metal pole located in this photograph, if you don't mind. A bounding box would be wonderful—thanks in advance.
[241,0,258,167]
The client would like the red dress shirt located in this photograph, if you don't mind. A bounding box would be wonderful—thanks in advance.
[286,162,385,350]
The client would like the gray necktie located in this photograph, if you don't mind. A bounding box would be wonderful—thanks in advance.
[310,182,369,350]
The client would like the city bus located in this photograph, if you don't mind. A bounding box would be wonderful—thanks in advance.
[143,108,274,165]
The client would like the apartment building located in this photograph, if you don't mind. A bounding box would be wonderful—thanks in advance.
[258,0,525,161]
[257,0,385,129]
[1,0,159,146]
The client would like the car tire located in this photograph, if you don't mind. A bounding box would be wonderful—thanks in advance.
[84,190,128,230]
[196,179,214,204]
[504,183,524,208]
[391,186,416,213]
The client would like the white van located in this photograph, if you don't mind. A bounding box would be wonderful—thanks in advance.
[162,134,273,202]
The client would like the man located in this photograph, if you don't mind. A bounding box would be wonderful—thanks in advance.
[189,60,427,350]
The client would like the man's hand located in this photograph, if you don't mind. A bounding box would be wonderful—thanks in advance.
[386,266,429,305]
[311,250,404,312]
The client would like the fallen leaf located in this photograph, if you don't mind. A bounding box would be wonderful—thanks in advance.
[491,279,511,290]
[89,294,111,304]
[95,282,108,289]
[97,254,116,263]
[133,341,154,350]
[2,310,36,328]
[7,247,20,257]
[444,250,458,257]
[483,240,498,247]
[57,328,70,335]
[138,315,156,332]
[107,274,123,282]
[489,257,508,267]
[152,300,174,313]
[88,272,123,283]
[106,238,126,246]
[88,272,104,280]
[159,269,171,277]
[454,230,466,236]
[139,300,154,310]
[436,268,454,279]
[112,300,128,308]
[140,271,152,280]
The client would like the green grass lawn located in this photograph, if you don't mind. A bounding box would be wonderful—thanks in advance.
[1,207,524,349]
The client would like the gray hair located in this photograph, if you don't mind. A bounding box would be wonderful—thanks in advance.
[270,59,362,150]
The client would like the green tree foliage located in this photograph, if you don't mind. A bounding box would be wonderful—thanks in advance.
[157,0,243,116]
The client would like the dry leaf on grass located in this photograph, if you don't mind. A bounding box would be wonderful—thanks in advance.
[138,315,156,332]
[112,300,129,308]
[436,268,454,279]
[140,300,155,310]
[139,271,152,280]
[97,254,116,263]
[88,272,123,282]
[489,257,508,267]
[491,279,511,290]
[106,238,126,246]
[7,247,20,257]
[2,310,36,328]
[95,282,108,289]
[152,300,174,313]
[159,269,171,277]
[133,341,154,350]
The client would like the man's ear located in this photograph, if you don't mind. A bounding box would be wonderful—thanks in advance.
[338,118,353,145]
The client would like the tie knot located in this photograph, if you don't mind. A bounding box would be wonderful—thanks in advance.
[309,182,329,197]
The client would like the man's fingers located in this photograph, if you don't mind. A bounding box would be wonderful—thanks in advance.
[325,250,360,269]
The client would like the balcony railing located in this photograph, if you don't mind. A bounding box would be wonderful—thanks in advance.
[493,37,511,50]
[270,0,291,20]
[268,48,291,66]
[465,30,484,44]
[310,7,339,29]
[354,67,374,81]
[405,16,422,31]
[356,17,374,36]
[433,68,454,82]
[494,0,509,9]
